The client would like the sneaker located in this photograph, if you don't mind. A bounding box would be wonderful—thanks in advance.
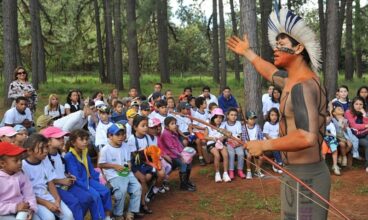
[145,186,154,203]
[332,165,341,176]
[222,172,231,182]
[277,169,283,174]
[162,181,170,191]
[153,186,166,194]
[254,170,265,178]
[341,156,347,167]
[199,158,206,166]
[272,165,279,173]
[337,155,342,165]
[215,172,222,182]
[246,171,252,179]
[237,170,246,179]
[228,170,235,179]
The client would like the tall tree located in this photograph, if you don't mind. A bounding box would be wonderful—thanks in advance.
[260,0,273,62]
[239,0,262,118]
[37,1,46,83]
[113,0,123,89]
[157,0,170,83]
[218,0,227,92]
[229,0,240,81]
[211,0,220,83]
[337,0,346,61]
[30,0,40,89]
[15,16,22,66]
[318,0,326,72]
[93,0,107,83]
[344,0,353,80]
[126,0,141,94]
[3,0,17,106]
[103,0,115,83]
[325,0,339,100]
[354,0,363,78]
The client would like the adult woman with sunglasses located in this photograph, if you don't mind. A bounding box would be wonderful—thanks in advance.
[8,66,38,112]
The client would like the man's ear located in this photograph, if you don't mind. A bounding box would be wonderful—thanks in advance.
[295,44,305,55]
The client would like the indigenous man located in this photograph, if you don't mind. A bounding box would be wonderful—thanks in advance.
[227,8,330,220]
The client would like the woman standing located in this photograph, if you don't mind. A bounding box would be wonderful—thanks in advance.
[8,66,38,112]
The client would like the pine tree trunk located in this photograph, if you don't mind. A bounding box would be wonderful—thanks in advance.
[30,0,39,90]
[15,16,22,67]
[318,0,326,72]
[212,0,220,83]
[157,0,170,83]
[113,0,123,90]
[37,1,46,84]
[229,0,240,81]
[218,0,227,93]
[260,0,272,63]
[93,0,106,83]
[3,0,17,107]
[239,0,262,119]
[325,0,339,100]
[126,0,141,94]
[344,0,353,81]
[354,0,363,78]
[103,0,115,83]
[337,0,346,62]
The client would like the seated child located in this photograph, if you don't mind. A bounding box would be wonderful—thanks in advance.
[323,113,341,176]
[0,142,37,220]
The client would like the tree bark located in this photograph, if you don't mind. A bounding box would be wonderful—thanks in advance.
[239,0,262,120]
[337,0,346,62]
[212,0,220,83]
[344,0,353,81]
[30,0,39,89]
[260,0,273,62]
[354,0,363,78]
[318,0,326,72]
[126,0,141,94]
[325,0,339,100]
[157,0,170,83]
[218,0,227,93]
[103,0,115,83]
[113,0,123,89]
[93,0,107,83]
[37,1,46,83]
[15,15,22,67]
[3,0,17,107]
[229,0,240,81]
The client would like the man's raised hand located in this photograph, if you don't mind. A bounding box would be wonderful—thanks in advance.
[227,34,250,56]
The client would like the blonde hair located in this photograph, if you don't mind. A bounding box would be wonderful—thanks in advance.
[48,94,59,110]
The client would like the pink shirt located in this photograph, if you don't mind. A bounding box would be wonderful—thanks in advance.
[0,170,37,215]
[345,110,368,131]
[159,129,183,159]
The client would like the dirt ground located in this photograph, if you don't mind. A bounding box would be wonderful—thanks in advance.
[143,162,368,220]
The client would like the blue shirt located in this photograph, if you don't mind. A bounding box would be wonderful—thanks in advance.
[218,95,238,113]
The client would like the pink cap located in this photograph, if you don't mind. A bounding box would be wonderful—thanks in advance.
[0,126,17,137]
[148,118,161,128]
[211,108,224,119]
[41,126,69,138]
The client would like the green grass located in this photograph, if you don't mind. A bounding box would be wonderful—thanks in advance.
[354,184,368,195]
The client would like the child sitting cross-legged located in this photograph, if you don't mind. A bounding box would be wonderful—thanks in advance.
[98,123,143,220]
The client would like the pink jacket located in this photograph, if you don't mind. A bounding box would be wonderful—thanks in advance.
[0,170,37,215]
[159,129,183,159]
[345,110,368,131]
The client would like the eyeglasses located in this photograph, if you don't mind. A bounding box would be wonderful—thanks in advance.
[17,71,27,75]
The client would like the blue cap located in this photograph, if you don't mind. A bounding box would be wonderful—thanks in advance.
[107,123,126,135]
[14,124,26,132]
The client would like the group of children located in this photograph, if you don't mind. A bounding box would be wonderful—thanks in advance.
[1,83,368,220]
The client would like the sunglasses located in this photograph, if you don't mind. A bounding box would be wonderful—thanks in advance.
[17,71,27,75]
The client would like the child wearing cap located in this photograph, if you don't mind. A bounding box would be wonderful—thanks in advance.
[125,108,138,138]
[98,123,142,220]
[42,127,94,220]
[175,102,194,147]
[14,125,28,147]
[149,100,168,131]
[242,110,265,179]
[95,105,113,151]
[204,108,231,183]
[139,102,151,117]
[22,134,74,220]
[111,100,127,123]
[0,142,37,220]
[0,126,17,143]
[221,107,245,179]
[192,97,210,166]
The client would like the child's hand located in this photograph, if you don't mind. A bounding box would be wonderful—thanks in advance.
[27,210,33,220]
[16,201,30,211]
[45,201,60,213]
[114,164,125,172]
[60,178,74,186]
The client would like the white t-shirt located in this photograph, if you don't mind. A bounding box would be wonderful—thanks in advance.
[98,142,132,181]
[127,134,152,153]
[149,111,167,131]
[48,153,66,180]
[44,105,65,119]
[245,125,258,141]
[64,102,80,110]
[148,135,158,146]
[263,121,279,139]
[95,120,113,146]
[262,99,280,116]
[220,121,242,137]
[326,122,337,137]
[125,123,132,139]
[3,107,32,125]
[175,115,191,133]
[199,93,218,110]
[53,110,87,132]
[206,126,223,145]
[262,93,271,105]
[22,159,56,202]
[192,110,209,132]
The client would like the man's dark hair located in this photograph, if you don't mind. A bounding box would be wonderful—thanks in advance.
[16,96,28,103]
[276,33,310,65]
[223,86,231,92]
[195,97,206,108]
[184,87,192,92]
[202,86,210,92]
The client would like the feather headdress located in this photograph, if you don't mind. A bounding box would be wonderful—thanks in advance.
[268,8,322,72]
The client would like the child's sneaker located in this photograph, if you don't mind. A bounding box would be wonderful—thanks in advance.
[341,156,347,167]
[332,165,341,176]
[254,170,265,178]
[337,155,342,165]
[163,180,170,191]
[215,172,222,182]
[228,170,235,179]
[246,171,252,179]
[222,172,231,182]
[199,158,206,166]
[237,170,246,179]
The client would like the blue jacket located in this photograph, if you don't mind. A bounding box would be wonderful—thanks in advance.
[64,152,100,190]
[218,95,238,113]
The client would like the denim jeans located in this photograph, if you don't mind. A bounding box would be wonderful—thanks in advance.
[109,174,142,216]
[172,158,191,172]
[227,146,244,170]
[33,201,74,220]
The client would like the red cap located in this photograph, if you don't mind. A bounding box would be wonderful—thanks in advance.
[41,126,69,138]
[0,142,26,156]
